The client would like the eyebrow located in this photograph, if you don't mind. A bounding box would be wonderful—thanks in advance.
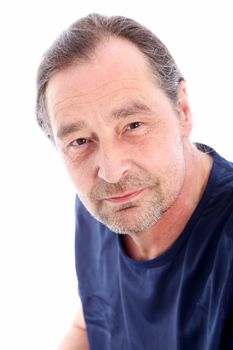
[112,101,152,120]
[56,101,152,141]
[56,120,86,141]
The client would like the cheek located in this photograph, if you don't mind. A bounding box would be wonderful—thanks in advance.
[137,133,185,178]
[128,135,166,169]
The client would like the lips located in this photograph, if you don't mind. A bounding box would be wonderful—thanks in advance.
[105,189,144,204]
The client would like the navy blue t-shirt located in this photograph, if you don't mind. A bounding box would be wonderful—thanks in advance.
[75,145,233,349]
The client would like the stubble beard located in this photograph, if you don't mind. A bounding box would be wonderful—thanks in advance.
[87,173,178,235]
[96,196,166,235]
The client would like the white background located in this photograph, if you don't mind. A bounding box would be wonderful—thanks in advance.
[0,0,233,349]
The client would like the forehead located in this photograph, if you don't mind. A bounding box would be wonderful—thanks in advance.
[46,38,157,98]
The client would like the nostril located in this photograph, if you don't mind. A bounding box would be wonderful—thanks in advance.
[97,160,130,184]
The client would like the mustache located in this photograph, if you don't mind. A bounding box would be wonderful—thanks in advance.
[89,174,159,201]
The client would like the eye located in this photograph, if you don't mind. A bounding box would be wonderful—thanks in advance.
[127,121,142,130]
[61,137,93,160]
[72,138,88,146]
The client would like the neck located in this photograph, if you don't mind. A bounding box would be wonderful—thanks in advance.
[122,143,213,261]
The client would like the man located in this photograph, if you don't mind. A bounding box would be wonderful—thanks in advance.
[36,13,233,350]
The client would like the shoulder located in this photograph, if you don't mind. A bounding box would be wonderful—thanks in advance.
[74,197,119,298]
[200,144,233,203]
[189,145,233,251]
[74,196,117,263]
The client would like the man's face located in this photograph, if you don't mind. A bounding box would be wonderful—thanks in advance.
[46,39,192,235]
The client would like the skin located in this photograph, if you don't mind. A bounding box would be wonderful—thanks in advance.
[46,38,213,349]
[46,37,212,260]
[58,302,89,350]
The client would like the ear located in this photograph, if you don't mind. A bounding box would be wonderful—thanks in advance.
[176,81,193,138]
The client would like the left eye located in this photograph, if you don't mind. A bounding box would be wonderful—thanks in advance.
[73,138,87,146]
[127,122,142,130]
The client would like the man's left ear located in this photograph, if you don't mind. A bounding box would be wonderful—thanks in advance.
[176,81,193,137]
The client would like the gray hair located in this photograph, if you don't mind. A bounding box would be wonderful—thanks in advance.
[36,13,184,142]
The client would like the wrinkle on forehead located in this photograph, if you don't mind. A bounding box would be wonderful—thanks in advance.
[59,77,146,99]
[48,78,149,119]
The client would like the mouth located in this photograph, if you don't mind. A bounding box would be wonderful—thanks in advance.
[104,189,144,205]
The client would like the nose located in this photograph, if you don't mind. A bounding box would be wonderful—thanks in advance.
[97,141,130,183]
